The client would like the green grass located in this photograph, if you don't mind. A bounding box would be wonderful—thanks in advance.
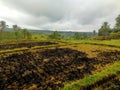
[63,62,120,90]
[81,40,120,48]
[32,34,48,41]
[59,39,120,48]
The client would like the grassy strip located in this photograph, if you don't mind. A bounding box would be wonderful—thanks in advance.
[0,47,29,54]
[60,40,120,48]
[0,44,66,54]
[0,40,36,45]
[63,62,120,90]
[0,40,53,45]
[82,42,120,48]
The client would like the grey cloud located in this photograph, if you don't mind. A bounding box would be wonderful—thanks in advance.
[1,0,67,22]
[69,0,120,25]
[0,0,120,31]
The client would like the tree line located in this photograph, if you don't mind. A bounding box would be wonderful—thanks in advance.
[0,21,32,40]
[47,14,120,40]
[97,14,120,40]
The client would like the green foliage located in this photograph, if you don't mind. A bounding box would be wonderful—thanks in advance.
[114,14,120,32]
[0,32,16,40]
[48,31,62,40]
[93,30,96,36]
[32,34,48,41]
[0,21,32,40]
[110,31,120,39]
[72,32,88,40]
[96,14,120,40]
[21,29,32,39]
[0,21,7,32]
[0,21,8,40]
[98,22,111,36]
[13,25,21,40]
[72,32,80,40]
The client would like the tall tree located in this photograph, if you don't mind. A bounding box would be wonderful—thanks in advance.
[48,31,61,40]
[114,14,120,32]
[73,32,80,40]
[22,29,27,39]
[21,29,31,39]
[98,22,111,36]
[93,30,96,35]
[0,21,7,32]
[26,30,32,39]
[13,25,20,39]
[13,25,19,31]
[72,32,88,40]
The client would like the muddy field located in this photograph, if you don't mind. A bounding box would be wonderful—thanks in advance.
[0,42,56,50]
[0,46,120,90]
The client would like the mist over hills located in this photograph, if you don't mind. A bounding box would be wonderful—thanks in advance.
[6,28,94,37]
[29,29,94,36]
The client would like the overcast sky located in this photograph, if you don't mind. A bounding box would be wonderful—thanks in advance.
[0,0,120,32]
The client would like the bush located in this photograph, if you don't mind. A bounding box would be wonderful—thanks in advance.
[110,31,120,39]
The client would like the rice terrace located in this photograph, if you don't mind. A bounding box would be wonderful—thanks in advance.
[0,0,120,90]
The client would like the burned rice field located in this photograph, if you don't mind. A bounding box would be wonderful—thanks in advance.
[0,45,120,90]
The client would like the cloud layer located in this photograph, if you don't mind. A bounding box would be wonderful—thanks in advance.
[0,0,120,31]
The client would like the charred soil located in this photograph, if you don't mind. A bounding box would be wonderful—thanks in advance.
[0,41,56,50]
[0,48,120,90]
